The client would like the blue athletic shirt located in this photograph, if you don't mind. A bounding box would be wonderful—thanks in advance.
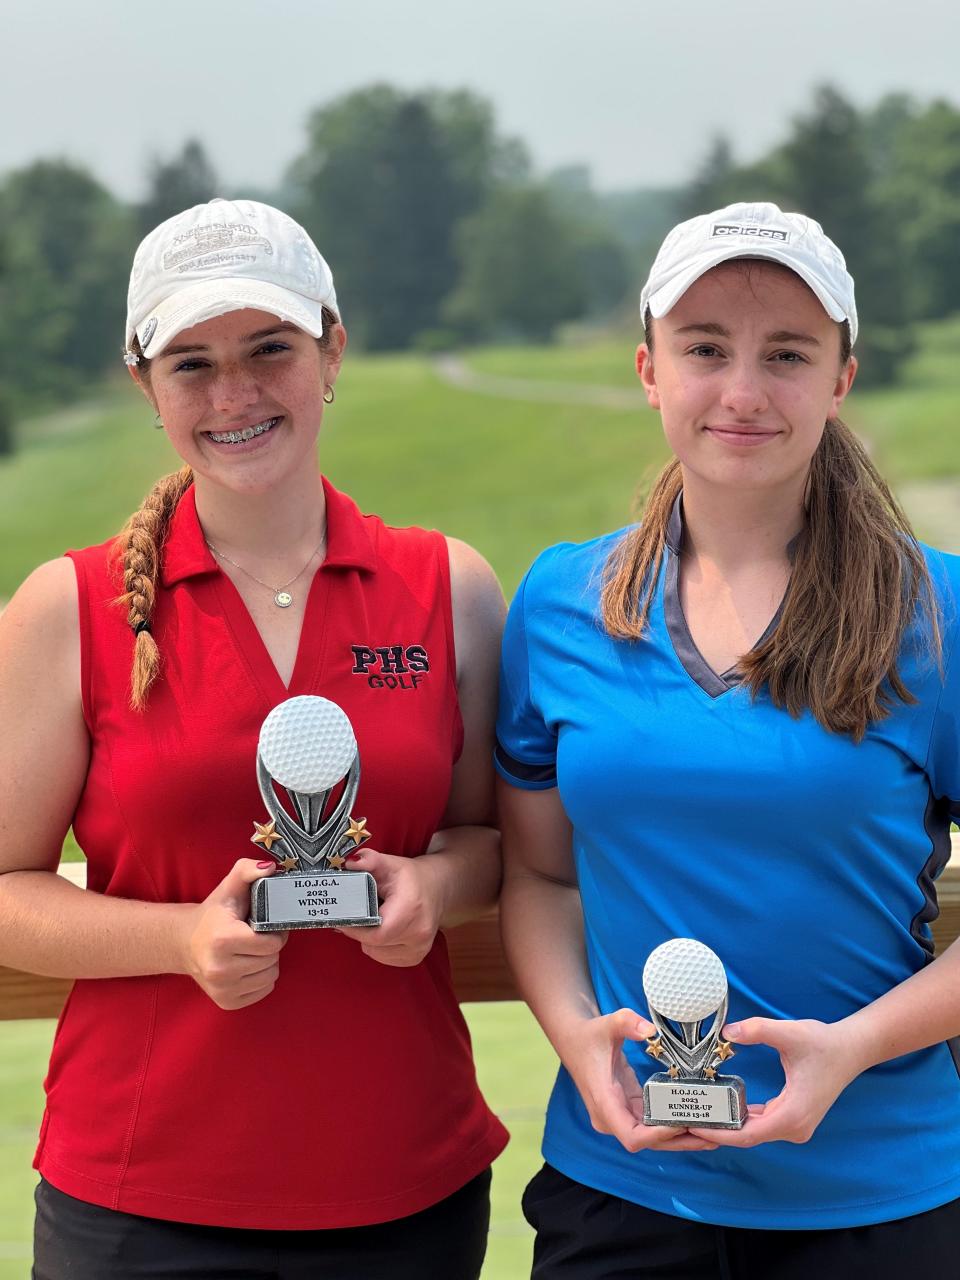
[496,499,960,1229]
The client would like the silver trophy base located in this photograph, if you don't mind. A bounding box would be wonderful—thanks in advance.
[643,1072,746,1130]
[249,871,381,932]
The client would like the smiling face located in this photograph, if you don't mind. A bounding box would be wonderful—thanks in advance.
[133,308,345,497]
[637,261,856,502]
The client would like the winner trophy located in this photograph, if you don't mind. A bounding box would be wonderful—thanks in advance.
[248,695,381,932]
[641,937,746,1130]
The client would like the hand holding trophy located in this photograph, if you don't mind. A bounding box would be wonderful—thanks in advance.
[641,938,746,1130]
[248,696,381,932]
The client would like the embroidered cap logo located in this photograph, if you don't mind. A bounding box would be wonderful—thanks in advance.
[711,224,790,243]
[162,223,275,275]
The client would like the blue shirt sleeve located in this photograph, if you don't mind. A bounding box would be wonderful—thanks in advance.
[495,566,558,790]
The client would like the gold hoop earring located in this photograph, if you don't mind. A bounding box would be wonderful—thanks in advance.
[323,386,335,405]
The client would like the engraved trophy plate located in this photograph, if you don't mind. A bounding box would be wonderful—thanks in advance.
[641,938,746,1130]
[252,872,378,927]
[248,696,381,932]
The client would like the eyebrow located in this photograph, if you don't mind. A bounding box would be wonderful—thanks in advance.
[159,322,300,358]
[673,322,730,337]
[766,329,822,347]
[672,322,821,347]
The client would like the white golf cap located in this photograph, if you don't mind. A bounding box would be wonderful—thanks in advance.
[640,201,857,344]
[125,197,338,359]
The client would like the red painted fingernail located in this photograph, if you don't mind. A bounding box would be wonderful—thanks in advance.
[347,852,361,862]
[256,860,274,869]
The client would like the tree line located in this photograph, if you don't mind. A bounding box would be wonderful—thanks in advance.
[0,82,958,452]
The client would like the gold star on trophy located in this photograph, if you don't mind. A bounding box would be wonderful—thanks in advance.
[645,1035,665,1061]
[704,1066,718,1080]
[667,1064,680,1080]
[251,820,282,853]
[345,817,371,846]
[715,1040,735,1063]
[326,852,349,869]
[278,855,298,872]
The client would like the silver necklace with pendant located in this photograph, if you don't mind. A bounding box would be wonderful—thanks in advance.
[205,533,326,608]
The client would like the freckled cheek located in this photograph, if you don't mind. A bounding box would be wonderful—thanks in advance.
[265,367,326,410]
[150,394,201,438]
[150,372,209,411]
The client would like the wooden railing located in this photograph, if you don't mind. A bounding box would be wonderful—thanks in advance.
[0,864,519,1018]
[3,849,960,1018]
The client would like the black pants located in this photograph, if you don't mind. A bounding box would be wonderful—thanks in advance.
[33,1170,491,1280]
[523,1163,960,1280]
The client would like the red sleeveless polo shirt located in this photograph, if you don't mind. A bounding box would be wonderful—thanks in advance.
[36,478,508,1229]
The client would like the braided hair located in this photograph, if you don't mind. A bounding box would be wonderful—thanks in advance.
[116,465,194,709]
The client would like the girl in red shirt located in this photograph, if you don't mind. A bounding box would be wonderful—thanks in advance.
[0,197,507,1279]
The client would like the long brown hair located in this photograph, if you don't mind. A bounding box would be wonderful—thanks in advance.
[601,318,940,741]
[116,307,340,710]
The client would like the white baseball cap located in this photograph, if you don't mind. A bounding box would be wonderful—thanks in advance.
[640,201,858,344]
[125,197,339,359]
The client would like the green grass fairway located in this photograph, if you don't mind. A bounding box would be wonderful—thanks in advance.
[465,1004,558,1275]
[845,317,960,483]
[2,321,959,1278]
[0,354,669,603]
[465,337,642,390]
[0,1021,53,1278]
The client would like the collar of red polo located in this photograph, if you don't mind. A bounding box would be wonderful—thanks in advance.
[160,476,378,588]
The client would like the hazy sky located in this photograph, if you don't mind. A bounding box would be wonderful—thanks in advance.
[4,0,957,198]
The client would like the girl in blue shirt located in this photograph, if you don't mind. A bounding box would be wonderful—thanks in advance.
[497,202,960,1278]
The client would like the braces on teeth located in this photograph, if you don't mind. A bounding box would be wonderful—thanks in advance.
[209,418,278,444]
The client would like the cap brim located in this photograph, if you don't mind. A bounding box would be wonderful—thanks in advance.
[133,278,333,357]
[645,244,849,329]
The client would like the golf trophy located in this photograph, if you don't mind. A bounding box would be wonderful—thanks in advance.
[641,937,746,1130]
[248,695,381,932]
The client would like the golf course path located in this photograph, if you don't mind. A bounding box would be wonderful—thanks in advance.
[432,353,647,411]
